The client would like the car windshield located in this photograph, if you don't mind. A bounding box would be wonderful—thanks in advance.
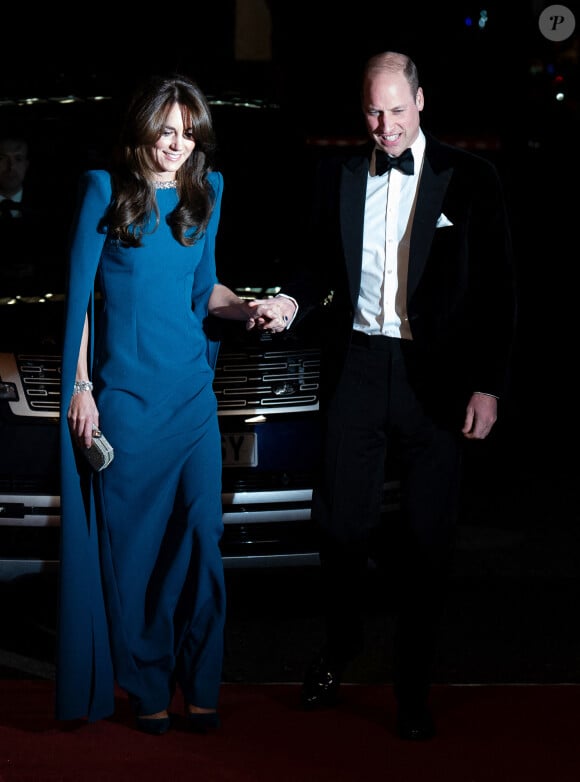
[0,93,315,309]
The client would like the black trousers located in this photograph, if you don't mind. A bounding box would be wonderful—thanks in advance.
[312,332,462,706]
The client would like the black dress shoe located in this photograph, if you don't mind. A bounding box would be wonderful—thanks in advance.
[396,704,435,741]
[301,656,343,710]
[186,711,221,733]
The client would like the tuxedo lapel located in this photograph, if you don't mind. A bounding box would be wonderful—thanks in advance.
[339,153,370,306]
[407,140,453,298]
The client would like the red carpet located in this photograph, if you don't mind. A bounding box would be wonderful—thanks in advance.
[1,682,579,781]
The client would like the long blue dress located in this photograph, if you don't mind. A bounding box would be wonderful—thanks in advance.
[57,169,225,721]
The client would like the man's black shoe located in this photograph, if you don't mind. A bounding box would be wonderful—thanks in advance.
[301,656,343,710]
[396,704,435,741]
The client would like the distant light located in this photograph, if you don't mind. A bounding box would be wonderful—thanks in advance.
[464,9,488,30]
[555,92,565,101]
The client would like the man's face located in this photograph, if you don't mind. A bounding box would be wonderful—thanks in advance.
[0,139,29,197]
[362,71,424,158]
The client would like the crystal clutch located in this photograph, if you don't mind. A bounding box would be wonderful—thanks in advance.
[82,430,115,471]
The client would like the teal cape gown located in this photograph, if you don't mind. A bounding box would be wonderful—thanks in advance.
[57,170,223,721]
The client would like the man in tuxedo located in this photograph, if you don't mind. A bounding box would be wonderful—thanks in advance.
[0,131,30,225]
[0,130,42,286]
[0,126,68,295]
[272,51,516,740]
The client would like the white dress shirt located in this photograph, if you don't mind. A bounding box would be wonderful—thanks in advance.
[354,130,426,340]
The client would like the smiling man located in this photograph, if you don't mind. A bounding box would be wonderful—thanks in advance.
[277,50,517,741]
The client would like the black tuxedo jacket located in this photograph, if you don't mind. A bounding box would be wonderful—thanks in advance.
[0,183,70,292]
[285,133,517,426]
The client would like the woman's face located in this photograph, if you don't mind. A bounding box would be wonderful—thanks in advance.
[150,102,195,181]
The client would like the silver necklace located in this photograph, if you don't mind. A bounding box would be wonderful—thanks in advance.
[154,180,177,190]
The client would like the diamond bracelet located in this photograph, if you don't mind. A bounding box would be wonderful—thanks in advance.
[73,380,94,394]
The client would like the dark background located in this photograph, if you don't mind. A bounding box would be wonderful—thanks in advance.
[2,1,579,524]
[1,3,574,126]
[2,0,578,532]
[1,2,579,684]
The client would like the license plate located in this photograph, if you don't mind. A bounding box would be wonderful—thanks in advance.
[222,432,258,467]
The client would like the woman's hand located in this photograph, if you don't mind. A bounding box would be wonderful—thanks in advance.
[69,314,99,448]
[67,389,100,449]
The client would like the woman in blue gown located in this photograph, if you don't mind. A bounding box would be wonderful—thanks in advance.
[57,73,287,733]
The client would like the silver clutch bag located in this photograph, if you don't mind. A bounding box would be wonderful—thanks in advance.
[82,430,115,471]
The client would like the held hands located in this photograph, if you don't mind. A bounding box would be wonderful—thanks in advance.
[207,286,296,333]
[246,298,296,334]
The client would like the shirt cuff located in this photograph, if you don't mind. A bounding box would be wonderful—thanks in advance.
[275,293,299,329]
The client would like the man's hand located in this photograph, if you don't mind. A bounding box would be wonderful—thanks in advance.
[246,298,296,333]
[462,392,498,440]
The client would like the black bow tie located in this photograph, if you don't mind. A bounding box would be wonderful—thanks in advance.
[0,199,22,217]
[374,148,414,176]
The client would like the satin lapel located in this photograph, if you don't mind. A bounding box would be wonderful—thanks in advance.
[340,154,369,307]
[407,144,453,298]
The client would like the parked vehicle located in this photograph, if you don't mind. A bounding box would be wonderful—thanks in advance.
[0,90,401,579]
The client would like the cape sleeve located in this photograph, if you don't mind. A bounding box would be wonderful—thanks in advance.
[56,169,115,722]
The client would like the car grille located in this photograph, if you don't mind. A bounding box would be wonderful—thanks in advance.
[0,353,61,417]
[214,346,320,416]
[1,346,320,419]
